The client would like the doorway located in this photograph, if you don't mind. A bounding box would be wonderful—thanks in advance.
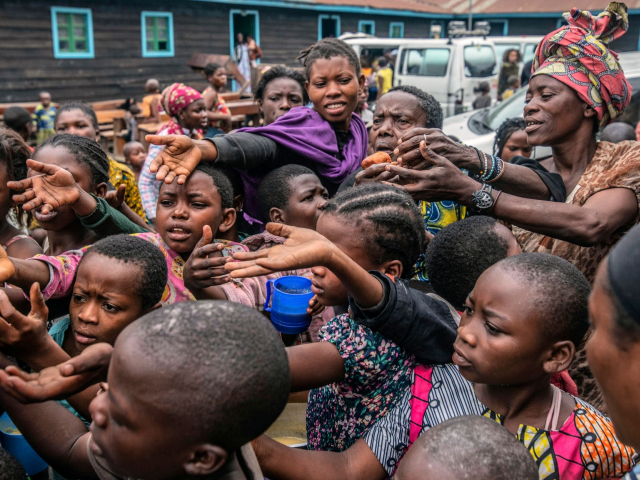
[229,10,260,89]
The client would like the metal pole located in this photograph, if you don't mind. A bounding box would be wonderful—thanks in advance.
[468,0,473,30]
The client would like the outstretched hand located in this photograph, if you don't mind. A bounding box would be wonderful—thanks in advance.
[183,225,231,291]
[8,159,79,214]
[0,283,49,357]
[225,223,336,278]
[145,134,202,184]
[394,128,478,170]
[0,342,113,404]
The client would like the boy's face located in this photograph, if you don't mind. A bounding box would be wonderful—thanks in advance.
[274,174,328,230]
[125,144,146,169]
[69,254,147,352]
[55,109,99,142]
[40,93,51,107]
[89,344,194,479]
[453,265,549,386]
[155,170,233,257]
[371,91,428,155]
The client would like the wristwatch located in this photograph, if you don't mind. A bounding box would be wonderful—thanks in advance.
[471,183,495,214]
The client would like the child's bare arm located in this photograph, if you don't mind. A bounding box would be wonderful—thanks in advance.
[253,435,387,480]
[227,223,384,308]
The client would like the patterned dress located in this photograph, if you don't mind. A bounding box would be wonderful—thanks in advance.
[365,364,637,479]
[107,157,147,222]
[306,314,415,452]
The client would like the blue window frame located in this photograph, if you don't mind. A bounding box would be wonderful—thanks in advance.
[358,20,375,35]
[51,7,94,59]
[141,11,174,58]
[318,15,340,40]
[488,19,509,36]
[389,22,404,38]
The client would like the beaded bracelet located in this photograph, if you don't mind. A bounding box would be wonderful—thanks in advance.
[470,146,485,175]
[488,157,506,183]
[482,151,496,180]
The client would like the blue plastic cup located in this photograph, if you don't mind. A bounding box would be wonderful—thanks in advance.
[0,412,48,476]
[265,276,314,334]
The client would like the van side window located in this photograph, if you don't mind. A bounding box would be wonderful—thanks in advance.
[463,45,497,78]
[405,48,450,76]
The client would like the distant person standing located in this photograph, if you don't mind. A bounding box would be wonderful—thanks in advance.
[142,78,162,122]
[247,34,262,68]
[32,91,56,144]
[376,57,393,99]
[234,32,251,94]
[498,49,521,100]
[501,75,521,100]
[472,81,492,109]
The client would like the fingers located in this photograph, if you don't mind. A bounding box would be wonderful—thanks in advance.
[145,134,173,147]
[225,261,274,278]
[4,366,37,381]
[29,283,48,321]
[115,184,126,206]
[154,164,170,182]
[164,170,177,184]
[194,225,214,251]
[265,222,292,238]
[385,165,425,180]
[60,343,113,377]
[7,177,34,192]
[25,159,59,175]
[11,190,37,206]
[0,289,19,326]
[230,249,270,262]
[419,142,448,166]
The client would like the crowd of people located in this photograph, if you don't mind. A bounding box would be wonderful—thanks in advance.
[0,2,639,479]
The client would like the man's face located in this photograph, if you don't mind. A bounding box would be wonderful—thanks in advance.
[370,91,428,154]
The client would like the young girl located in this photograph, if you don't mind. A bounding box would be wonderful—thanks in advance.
[253,66,307,127]
[146,38,367,222]
[0,128,42,259]
[138,83,207,223]
[55,101,147,222]
[203,62,232,136]
[493,117,532,162]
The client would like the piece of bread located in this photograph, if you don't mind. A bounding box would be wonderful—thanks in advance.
[361,151,392,169]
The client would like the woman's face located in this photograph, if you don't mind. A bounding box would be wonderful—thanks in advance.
[524,75,596,147]
[177,99,208,131]
[500,129,532,162]
[508,50,519,63]
[259,77,305,126]
[55,109,99,142]
[209,68,227,89]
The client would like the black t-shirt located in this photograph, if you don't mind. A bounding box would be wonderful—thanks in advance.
[510,155,567,202]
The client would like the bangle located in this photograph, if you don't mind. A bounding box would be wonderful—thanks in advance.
[488,157,506,183]
[482,152,495,180]
[491,189,502,214]
[470,146,485,175]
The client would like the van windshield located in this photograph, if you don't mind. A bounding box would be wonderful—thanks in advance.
[404,48,450,76]
[464,45,497,77]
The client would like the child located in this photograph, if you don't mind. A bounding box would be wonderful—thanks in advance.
[493,117,532,162]
[502,74,521,100]
[203,62,232,136]
[472,81,492,109]
[227,184,458,452]
[55,101,147,222]
[141,78,162,121]
[257,164,328,230]
[146,38,367,222]
[394,416,538,480]
[3,107,33,144]
[0,301,290,480]
[0,128,42,259]
[121,140,146,182]
[119,97,141,143]
[240,253,636,479]
[33,91,57,144]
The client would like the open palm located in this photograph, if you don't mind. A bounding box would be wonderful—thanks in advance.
[8,159,79,214]
[226,223,336,278]
[145,134,202,184]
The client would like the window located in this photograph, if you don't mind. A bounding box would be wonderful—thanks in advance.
[358,20,375,35]
[390,22,404,38]
[141,12,174,57]
[51,7,94,59]
[488,20,508,36]
[464,45,497,77]
[318,15,340,40]
[494,43,520,63]
[404,48,450,77]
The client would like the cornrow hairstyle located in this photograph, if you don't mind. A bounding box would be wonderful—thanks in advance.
[55,101,99,131]
[257,165,316,222]
[298,38,361,80]
[36,134,110,188]
[493,117,527,157]
[323,183,425,278]
[388,86,444,129]
[204,62,224,78]
[0,128,32,227]
[253,66,309,104]
[83,235,168,311]
[193,163,234,209]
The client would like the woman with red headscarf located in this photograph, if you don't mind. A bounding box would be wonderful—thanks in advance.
[373,2,640,410]
[139,83,207,223]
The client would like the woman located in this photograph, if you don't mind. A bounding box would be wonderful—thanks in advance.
[138,83,207,223]
[493,117,533,162]
[498,49,521,100]
[383,2,640,410]
[253,66,307,126]
[234,32,251,94]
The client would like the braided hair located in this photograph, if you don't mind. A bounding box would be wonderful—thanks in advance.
[388,86,443,129]
[36,134,110,188]
[253,66,309,105]
[55,101,99,131]
[0,127,32,227]
[298,38,361,80]
[323,183,425,278]
[493,117,527,157]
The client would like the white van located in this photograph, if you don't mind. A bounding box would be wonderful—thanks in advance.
[343,36,498,117]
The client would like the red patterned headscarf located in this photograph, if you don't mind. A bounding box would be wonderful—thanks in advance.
[532,2,631,128]
[161,83,203,118]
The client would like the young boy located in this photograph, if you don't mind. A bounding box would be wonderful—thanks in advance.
[122,141,146,182]
[394,416,538,480]
[0,301,290,480]
[3,106,33,144]
[33,91,57,144]
[142,78,162,121]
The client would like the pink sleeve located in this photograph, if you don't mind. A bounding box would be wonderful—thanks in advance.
[29,250,85,300]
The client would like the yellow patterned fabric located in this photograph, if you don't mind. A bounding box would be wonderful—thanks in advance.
[107,157,147,222]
